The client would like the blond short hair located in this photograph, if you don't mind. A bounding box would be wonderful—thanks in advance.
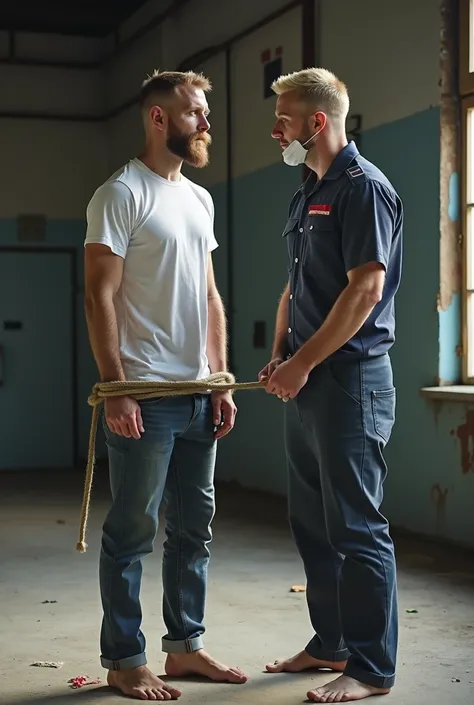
[139,69,212,111]
[271,67,350,120]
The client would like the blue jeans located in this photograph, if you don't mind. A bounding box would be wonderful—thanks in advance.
[285,353,398,689]
[99,394,217,670]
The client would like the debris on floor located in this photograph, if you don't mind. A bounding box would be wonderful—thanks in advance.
[290,585,306,592]
[31,661,64,669]
[41,600,57,604]
[406,609,418,613]
[68,676,101,689]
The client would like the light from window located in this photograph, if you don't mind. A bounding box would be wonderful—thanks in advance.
[466,106,474,377]
[471,0,474,73]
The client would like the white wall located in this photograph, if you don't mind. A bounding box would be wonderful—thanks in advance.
[320,0,440,131]
[0,64,103,117]
[0,119,107,219]
[160,0,299,71]
[0,32,107,219]
[0,0,442,218]
[231,6,302,180]
[105,29,164,116]
[0,30,106,65]
[105,0,303,179]
[107,104,145,174]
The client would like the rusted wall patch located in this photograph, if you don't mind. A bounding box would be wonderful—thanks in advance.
[455,409,474,473]
[439,0,461,312]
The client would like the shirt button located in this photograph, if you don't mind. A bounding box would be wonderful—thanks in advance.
[310,225,313,230]
[288,327,292,333]
[299,228,303,233]
[289,294,293,299]
[294,257,298,263]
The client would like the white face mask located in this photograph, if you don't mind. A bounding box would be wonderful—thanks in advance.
[282,131,319,167]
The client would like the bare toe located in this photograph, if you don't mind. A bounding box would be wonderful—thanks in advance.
[165,686,182,699]
[108,666,181,701]
[266,659,285,673]
[266,650,346,674]
[308,675,391,703]
[165,651,248,684]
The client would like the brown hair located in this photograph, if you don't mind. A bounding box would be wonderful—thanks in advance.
[139,69,212,111]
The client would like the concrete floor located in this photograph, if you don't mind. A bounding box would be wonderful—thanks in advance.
[0,469,473,705]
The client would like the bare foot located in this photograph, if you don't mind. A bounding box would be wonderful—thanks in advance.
[266,650,347,674]
[107,666,182,701]
[308,675,391,702]
[165,650,248,684]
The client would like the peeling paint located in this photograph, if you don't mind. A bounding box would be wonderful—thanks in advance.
[455,411,474,474]
[439,0,461,311]
[430,483,448,513]
[431,399,442,430]
[430,483,449,533]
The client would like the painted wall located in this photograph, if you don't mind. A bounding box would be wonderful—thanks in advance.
[0,31,109,465]
[319,0,473,548]
[100,0,474,547]
[2,0,472,547]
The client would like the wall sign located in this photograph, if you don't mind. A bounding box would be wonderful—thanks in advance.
[262,46,283,99]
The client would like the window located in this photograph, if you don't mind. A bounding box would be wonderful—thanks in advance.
[461,0,474,381]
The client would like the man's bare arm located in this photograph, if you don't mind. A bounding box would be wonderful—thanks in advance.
[84,243,126,383]
[206,254,228,374]
[206,254,236,438]
[295,262,385,371]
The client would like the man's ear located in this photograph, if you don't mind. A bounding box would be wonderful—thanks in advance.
[150,106,165,129]
[312,111,327,131]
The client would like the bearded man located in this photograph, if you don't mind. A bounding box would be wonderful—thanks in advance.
[84,70,247,701]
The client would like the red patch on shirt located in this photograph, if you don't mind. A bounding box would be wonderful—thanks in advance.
[308,204,332,216]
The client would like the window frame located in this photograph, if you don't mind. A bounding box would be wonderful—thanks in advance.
[460,0,474,382]
[462,96,474,382]
[460,0,474,97]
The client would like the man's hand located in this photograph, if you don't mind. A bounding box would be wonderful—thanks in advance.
[265,357,310,401]
[105,396,144,439]
[258,357,284,382]
[211,391,237,439]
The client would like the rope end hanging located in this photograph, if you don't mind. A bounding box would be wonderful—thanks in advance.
[76,373,265,552]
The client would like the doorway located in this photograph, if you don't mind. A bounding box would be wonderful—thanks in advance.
[0,248,77,469]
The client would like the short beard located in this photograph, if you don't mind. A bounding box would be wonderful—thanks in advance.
[167,123,211,168]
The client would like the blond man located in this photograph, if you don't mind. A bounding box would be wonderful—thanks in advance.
[259,68,403,702]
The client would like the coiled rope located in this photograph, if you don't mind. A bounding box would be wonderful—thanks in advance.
[76,372,265,553]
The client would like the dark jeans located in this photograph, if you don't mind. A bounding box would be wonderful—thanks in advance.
[99,394,216,670]
[285,353,398,689]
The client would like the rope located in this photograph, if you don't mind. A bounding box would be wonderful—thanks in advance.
[76,372,266,553]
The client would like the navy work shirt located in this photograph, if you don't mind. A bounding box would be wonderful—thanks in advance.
[282,141,403,361]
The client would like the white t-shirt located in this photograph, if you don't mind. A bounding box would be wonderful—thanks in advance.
[84,157,218,382]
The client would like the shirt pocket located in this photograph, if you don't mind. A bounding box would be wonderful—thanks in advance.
[282,217,300,273]
[306,212,338,234]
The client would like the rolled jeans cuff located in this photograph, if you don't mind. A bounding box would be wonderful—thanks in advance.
[161,635,204,654]
[101,652,147,670]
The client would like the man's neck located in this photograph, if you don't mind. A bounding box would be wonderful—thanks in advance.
[305,134,348,181]
[138,143,183,182]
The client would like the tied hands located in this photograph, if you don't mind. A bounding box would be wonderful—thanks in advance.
[211,390,237,439]
[102,355,306,440]
[258,356,310,402]
[104,390,236,441]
